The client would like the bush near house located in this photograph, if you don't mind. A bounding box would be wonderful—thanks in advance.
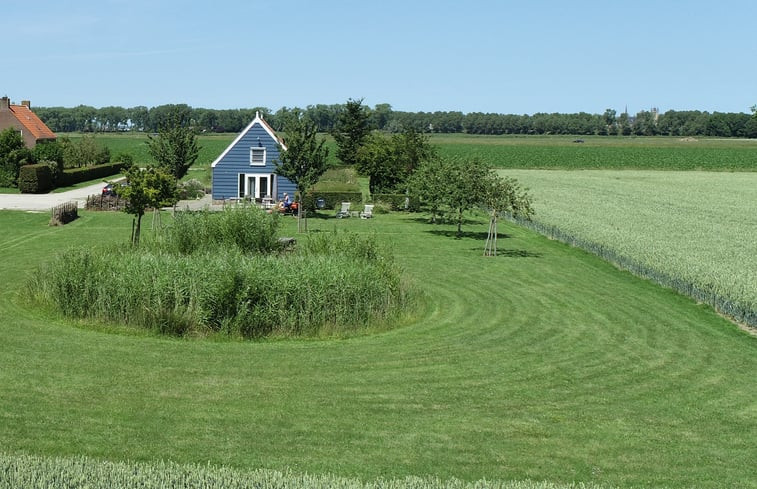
[18,163,53,193]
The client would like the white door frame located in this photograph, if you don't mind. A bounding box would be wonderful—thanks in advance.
[239,173,276,200]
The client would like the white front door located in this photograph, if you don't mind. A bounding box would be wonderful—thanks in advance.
[239,173,275,200]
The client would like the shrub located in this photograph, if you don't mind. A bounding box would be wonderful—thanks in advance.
[32,140,63,165]
[177,178,206,200]
[18,164,53,193]
[372,193,421,212]
[58,161,124,187]
[41,159,64,185]
[302,191,363,211]
[61,134,111,168]
[114,152,134,166]
[0,147,32,187]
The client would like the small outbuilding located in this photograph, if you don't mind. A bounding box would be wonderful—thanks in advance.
[0,97,57,148]
[211,111,295,203]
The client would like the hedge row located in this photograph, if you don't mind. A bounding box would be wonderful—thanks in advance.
[18,164,53,193]
[302,191,363,211]
[59,161,125,187]
[372,193,421,212]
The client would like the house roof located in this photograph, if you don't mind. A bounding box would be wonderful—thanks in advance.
[9,104,56,140]
[211,112,286,168]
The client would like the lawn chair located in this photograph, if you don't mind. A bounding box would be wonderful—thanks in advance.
[360,204,374,219]
[336,202,351,218]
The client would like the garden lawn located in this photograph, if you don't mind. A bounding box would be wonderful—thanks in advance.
[504,170,757,327]
[0,209,755,489]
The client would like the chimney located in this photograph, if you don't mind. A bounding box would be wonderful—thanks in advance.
[21,100,30,108]
[0,96,9,111]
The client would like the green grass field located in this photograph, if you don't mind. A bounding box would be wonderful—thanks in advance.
[61,132,235,185]
[503,170,757,328]
[75,133,757,177]
[431,134,757,170]
[1,209,755,488]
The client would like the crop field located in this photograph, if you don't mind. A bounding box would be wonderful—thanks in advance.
[1,208,756,489]
[503,170,757,328]
[432,134,757,171]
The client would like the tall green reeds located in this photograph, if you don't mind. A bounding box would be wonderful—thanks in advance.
[159,205,281,255]
[28,208,413,338]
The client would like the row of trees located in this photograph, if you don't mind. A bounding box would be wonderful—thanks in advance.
[33,103,757,138]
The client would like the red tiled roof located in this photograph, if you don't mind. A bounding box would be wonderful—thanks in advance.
[9,104,56,140]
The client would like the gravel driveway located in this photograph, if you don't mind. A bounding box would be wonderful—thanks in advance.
[0,181,222,212]
[0,182,107,211]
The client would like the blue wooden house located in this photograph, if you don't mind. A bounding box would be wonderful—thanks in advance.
[211,112,295,202]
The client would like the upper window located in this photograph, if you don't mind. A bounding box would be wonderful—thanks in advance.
[250,147,266,166]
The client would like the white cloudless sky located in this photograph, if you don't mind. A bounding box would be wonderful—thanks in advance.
[2,0,755,115]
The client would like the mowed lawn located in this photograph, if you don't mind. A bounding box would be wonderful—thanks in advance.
[1,209,755,489]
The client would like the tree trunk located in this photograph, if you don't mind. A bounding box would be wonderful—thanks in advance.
[133,213,143,246]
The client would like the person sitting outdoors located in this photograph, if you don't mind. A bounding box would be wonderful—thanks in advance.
[283,193,292,209]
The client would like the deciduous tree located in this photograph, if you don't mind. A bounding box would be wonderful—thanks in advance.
[275,110,329,232]
[147,112,200,180]
[117,165,178,246]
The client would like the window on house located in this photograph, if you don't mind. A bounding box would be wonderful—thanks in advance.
[250,147,266,166]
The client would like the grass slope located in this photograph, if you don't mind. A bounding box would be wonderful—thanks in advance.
[1,210,755,489]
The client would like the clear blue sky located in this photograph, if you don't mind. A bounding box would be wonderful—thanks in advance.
[3,0,755,115]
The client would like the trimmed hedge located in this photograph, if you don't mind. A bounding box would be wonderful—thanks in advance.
[18,164,53,194]
[59,161,124,187]
[303,191,363,211]
[372,193,421,212]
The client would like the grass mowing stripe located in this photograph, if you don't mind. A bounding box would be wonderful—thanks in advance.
[0,210,755,488]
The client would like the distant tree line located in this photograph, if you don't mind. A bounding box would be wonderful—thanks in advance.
[34,103,757,138]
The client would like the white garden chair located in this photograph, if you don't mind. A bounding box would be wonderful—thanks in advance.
[360,204,374,219]
[336,202,351,218]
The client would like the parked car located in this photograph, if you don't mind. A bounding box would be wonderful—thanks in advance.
[102,182,128,197]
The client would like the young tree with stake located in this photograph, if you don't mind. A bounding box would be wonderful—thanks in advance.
[275,111,329,232]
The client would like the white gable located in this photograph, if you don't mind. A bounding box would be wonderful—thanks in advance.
[211,112,286,168]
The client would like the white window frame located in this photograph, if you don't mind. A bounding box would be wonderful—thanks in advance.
[250,147,266,166]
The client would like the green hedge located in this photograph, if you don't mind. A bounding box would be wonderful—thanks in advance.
[302,191,363,211]
[372,193,421,212]
[59,161,124,187]
[18,164,53,194]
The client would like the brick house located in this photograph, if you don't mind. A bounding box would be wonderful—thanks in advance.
[0,96,56,148]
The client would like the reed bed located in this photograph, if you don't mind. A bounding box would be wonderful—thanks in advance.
[28,210,412,338]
